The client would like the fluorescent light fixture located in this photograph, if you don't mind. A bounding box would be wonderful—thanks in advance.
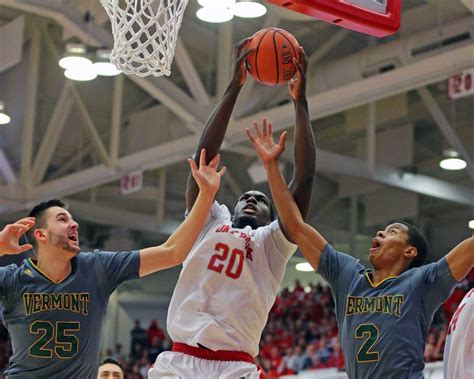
[94,49,121,76]
[93,62,121,76]
[469,220,474,230]
[64,67,97,81]
[439,158,467,170]
[59,56,93,70]
[0,101,11,125]
[198,0,235,6]
[196,6,234,23]
[295,262,314,272]
[234,1,267,18]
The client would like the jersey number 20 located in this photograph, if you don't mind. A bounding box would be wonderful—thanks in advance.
[208,242,244,279]
[29,321,80,359]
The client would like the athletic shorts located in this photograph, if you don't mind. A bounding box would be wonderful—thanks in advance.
[148,343,264,379]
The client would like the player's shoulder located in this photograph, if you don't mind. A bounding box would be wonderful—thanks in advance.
[0,263,21,276]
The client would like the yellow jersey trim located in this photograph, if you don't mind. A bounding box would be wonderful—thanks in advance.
[27,258,68,285]
[365,271,398,288]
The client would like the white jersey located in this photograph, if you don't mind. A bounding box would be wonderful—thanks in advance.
[167,201,297,357]
[444,288,474,379]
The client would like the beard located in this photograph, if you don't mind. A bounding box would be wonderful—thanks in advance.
[48,233,80,254]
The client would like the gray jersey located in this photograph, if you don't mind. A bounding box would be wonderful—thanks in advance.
[0,250,140,379]
[318,243,457,379]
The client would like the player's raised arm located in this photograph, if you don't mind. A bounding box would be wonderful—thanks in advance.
[0,217,35,256]
[287,47,316,223]
[444,236,474,281]
[186,39,253,212]
[140,149,226,277]
[247,120,326,270]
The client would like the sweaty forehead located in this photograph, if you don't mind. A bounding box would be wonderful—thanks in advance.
[385,223,409,232]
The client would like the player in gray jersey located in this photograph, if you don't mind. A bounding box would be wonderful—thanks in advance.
[0,150,225,379]
[246,120,474,379]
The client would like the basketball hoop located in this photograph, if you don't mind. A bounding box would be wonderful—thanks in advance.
[266,0,401,37]
[100,0,189,77]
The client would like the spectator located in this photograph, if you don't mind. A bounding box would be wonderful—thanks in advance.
[130,320,147,352]
[97,357,123,379]
[147,320,165,346]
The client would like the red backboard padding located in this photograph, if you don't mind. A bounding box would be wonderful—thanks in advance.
[265,0,401,37]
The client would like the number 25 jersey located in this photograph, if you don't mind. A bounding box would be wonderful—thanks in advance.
[167,202,297,357]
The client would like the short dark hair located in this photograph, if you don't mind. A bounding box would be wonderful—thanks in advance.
[398,221,429,269]
[100,357,123,370]
[26,199,67,250]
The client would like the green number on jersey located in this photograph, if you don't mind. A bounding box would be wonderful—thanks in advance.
[355,323,380,363]
[29,321,80,359]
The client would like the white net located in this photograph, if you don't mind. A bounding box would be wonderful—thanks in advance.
[100,0,189,77]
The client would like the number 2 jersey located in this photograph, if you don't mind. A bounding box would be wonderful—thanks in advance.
[0,250,140,379]
[444,288,474,379]
[318,244,458,379]
[167,201,297,357]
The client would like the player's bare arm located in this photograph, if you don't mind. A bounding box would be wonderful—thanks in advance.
[247,120,326,270]
[444,236,474,281]
[0,217,35,256]
[185,39,254,212]
[139,149,226,277]
[285,48,315,235]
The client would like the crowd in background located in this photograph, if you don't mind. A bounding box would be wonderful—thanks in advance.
[0,272,472,379]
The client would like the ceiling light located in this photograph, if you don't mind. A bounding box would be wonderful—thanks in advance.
[93,50,121,76]
[234,1,267,18]
[295,262,314,272]
[0,102,11,125]
[198,0,235,6]
[64,66,97,81]
[469,220,474,230]
[439,158,467,170]
[196,6,234,23]
[439,150,467,171]
[58,43,92,70]
[59,56,93,70]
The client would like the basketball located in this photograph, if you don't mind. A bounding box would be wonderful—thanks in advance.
[246,28,300,86]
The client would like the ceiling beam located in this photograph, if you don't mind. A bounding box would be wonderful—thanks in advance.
[0,149,16,184]
[19,24,40,191]
[175,38,210,105]
[31,82,73,184]
[417,86,474,179]
[232,43,474,135]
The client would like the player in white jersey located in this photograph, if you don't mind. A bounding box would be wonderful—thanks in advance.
[149,41,315,378]
[444,287,474,379]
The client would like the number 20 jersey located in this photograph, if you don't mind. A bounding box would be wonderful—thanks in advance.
[167,202,297,357]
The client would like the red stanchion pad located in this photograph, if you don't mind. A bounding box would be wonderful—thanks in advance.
[265,0,401,38]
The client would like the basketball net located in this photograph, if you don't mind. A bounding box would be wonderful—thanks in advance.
[100,0,189,77]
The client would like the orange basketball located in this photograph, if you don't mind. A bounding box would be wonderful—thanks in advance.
[246,28,300,86]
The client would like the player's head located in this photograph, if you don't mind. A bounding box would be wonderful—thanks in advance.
[369,221,428,272]
[232,190,275,229]
[97,357,123,379]
[26,199,80,256]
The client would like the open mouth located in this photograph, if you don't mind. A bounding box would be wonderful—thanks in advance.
[243,203,257,214]
[68,233,78,243]
[369,238,382,253]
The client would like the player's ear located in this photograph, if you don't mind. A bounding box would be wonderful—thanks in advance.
[34,229,47,244]
[403,246,417,261]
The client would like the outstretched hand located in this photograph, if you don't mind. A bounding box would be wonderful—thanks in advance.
[246,118,287,165]
[288,46,308,101]
[188,149,226,198]
[0,217,35,255]
[231,38,255,87]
